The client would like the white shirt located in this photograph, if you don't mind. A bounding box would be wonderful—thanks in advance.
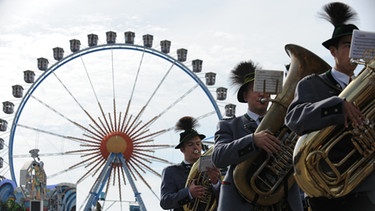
[246,110,263,125]
[331,68,353,89]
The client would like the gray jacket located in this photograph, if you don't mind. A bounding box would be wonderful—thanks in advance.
[285,70,375,203]
[212,115,303,211]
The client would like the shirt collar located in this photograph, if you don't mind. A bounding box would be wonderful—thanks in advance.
[331,68,352,87]
[183,160,193,165]
[246,110,261,122]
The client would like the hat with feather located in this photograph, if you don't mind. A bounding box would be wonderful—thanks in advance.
[320,2,359,49]
[230,61,259,103]
[175,116,205,149]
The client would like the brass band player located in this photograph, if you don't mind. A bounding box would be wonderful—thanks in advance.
[285,2,375,211]
[212,61,303,210]
[160,116,221,211]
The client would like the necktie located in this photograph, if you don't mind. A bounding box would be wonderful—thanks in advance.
[257,116,263,125]
[185,163,192,170]
[258,116,264,122]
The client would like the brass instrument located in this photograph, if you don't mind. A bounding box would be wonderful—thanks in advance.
[184,147,218,211]
[293,59,375,198]
[233,44,330,205]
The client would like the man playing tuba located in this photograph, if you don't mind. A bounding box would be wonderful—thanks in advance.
[285,2,375,211]
[212,61,303,210]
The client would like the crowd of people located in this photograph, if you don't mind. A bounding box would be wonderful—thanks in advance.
[160,2,374,211]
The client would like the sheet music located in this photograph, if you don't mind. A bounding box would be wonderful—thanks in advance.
[350,30,375,61]
[199,155,215,172]
[253,69,284,94]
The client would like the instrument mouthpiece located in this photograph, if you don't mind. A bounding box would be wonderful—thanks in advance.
[259,98,268,104]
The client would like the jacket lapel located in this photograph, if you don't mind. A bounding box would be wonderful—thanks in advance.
[242,114,257,134]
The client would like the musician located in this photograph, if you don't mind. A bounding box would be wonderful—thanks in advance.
[212,61,303,210]
[285,2,375,211]
[160,116,221,211]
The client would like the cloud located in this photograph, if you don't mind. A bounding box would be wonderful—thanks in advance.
[0,0,374,210]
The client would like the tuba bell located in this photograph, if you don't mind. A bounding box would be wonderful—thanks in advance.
[293,59,375,198]
[184,147,219,211]
[233,44,330,205]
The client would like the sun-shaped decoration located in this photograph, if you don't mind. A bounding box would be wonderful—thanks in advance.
[64,101,171,200]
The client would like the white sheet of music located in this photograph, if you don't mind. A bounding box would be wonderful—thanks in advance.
[199,155,215,172]
[350,30,375,61]
[253,69,284,94]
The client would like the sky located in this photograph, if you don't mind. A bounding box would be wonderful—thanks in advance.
[0,0,374,210]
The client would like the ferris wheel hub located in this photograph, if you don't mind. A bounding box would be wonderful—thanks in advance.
[100,132,134,160]
[107,135,127,153]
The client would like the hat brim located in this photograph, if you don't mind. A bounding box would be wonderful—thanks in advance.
[237,83,249,103]
[175,134,206,149]
[322,24,358,49]
[322,32,353,49]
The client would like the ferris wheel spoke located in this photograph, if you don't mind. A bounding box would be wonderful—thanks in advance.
[127,160,154,193]
[52,71,114,139]
[127,116,158,138]
[157,84,199,118]
[0,168,10,178]
[132,129,166,143]
[6,33,224,210]
[17,123,81,144]
[76,157,106,184]
[13,152,77,158]
[197,110,217,120]
[129,49,145,103]
[133,151,171,165]
[30,95,106,140]
[77,153,103,170]
[79,53,120,135]
[143,62,176,107]
[65,148,99,155]
[130,156,162,177]
[47,162,85,180]
[119,62,176,136]
[134,143,173,151]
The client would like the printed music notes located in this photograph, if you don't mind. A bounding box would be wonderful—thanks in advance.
[350,30,375,62]
[199,155,215,172]
[253,69,284,94]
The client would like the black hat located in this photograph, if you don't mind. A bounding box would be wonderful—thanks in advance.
[320,2,359,49]
[230,61,258,103]
[322,24,358,49]
[175,116,205,149]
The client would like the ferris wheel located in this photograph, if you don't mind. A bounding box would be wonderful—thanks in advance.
[0,31,236,210]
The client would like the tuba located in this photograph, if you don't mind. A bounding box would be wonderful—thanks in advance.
[293,59,375,198]
[233,44,330,205]
[184,147,218,211]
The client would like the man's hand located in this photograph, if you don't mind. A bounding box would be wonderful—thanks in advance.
[206,166,221,185]
[189,179,206,199]
[253,130,281,154]
[343,100,365,128]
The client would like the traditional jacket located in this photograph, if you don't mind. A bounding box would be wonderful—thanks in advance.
[213,114,303,211]
[285,70,375,204]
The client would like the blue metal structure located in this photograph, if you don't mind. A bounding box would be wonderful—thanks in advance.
[7,39,223,209]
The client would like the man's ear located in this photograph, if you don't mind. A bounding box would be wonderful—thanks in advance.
[329,46,336,57]
[242,91,248,102]
[180,147,184,153]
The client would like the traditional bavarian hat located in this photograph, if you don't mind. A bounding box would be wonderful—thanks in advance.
[175,116,205,149]
[230,61,258,103]
[320,2,359,49]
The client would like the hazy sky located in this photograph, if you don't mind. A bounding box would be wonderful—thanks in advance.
[0,0,374,210]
